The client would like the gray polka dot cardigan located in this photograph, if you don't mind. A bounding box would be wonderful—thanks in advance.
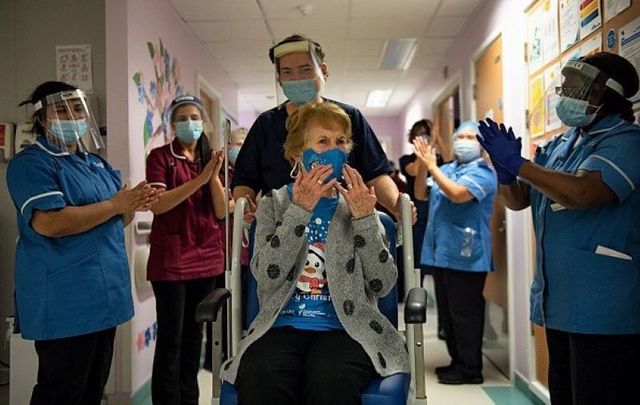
[220,185,410,384]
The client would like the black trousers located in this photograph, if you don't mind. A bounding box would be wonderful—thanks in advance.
[235,327,377,405]
[432,266,487,375]
[151,277,215,405]
[31,327,116,405]
[546,328,640,405]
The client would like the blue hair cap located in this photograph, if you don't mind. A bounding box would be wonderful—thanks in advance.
[453,120,480,139]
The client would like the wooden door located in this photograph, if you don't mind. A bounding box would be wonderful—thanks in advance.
[474,34,510,376]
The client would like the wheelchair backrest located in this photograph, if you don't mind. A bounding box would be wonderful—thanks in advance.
[245,211,399,328]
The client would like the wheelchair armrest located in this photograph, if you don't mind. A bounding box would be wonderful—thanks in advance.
[195,288,231,323]
[404,287,427,324]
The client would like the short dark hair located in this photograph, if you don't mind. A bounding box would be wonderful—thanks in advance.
[269,34,326,74]
[20,81,77,136]
[581,52,639,122]
[408,119,433,142]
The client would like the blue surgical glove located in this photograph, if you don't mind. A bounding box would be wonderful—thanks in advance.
[477,118,527,176]
[492,162,517,185]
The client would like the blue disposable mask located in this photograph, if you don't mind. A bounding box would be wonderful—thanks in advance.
[454,139,482,163]
[49,119,88,144]
[556,96,601,128]
[302,148,349,182]
[281,78,319,105]
[228,146,241,166]
[175,120,203,143]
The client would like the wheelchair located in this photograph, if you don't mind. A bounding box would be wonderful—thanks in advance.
[197,194,427,404]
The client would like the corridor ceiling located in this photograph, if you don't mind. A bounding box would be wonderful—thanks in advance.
[169,0,484,115]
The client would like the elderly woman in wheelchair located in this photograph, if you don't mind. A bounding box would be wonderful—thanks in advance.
[218,103,410,404]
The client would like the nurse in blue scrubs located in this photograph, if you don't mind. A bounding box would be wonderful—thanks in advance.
[478,52,640,405]
[6,81,158,405]
[413,121,497,385]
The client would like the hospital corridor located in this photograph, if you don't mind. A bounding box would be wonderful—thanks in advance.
[0,0,639,404]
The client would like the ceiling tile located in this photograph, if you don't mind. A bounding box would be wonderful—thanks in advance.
[188,21,269,42]
[260,0,349,19]
[437,0,484,17]
[346,56,381,70]
[425,16,468,37]
[169,0,262,20]
[348,18,427,39]
[417,38,454,54]
[204,40,273,60]
[270,18,349,41]
[350,0,439,20]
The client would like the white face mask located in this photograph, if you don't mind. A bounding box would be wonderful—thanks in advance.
[454,139,481,163]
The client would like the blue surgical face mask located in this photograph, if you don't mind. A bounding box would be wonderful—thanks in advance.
[175,120,203,143]
[228,146,241,166]
[49,119,88,144]
[556,96,601,128]
[281,78,319,105]
[454,139,482,163]
[302,148,349,182]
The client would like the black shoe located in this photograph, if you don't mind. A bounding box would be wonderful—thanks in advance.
[435,364,456,375]
[437,367,483,385]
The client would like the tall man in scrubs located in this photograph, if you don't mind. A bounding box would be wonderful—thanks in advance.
[232,34,415,223]
[6,81,158,405]
[478,52,640,404]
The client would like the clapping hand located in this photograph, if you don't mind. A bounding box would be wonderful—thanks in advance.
[413,136,437,171]
[112,180,159,213]
[335,165,376,219]
[477,118,526,181]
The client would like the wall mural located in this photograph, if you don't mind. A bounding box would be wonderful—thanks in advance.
[132,39,184,155]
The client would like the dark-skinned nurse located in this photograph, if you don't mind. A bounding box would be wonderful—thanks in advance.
[477,52,640,405]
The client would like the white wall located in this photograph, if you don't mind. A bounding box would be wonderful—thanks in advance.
[401,0,536,387]
[0,0,106,366]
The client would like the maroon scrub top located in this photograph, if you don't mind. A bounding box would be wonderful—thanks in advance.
[146,138,224,281]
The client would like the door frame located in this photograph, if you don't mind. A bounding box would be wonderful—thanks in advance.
[196,73,238,149]
[469,28,520,382]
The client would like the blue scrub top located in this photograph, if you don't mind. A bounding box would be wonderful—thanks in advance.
[530,114,640,334]
[6,137,134,340]
[231,98,391,195]
[420,158,497,272]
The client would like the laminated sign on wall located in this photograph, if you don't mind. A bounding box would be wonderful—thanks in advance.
[56,44,93,94]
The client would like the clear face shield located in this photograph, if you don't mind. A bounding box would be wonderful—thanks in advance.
[36,89,103,153]
[272,40,326,106]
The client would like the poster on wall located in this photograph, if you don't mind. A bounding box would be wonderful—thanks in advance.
[560,0,580,51]
[544,64,563,132]
[619,16,640,107]
[604,0,631,23]
[56,45,93,93]
[580,32,602,57]
[529,6,545,71]
[543,0,560,65]
[579,0,602,39]
[132,39,185,155]
[529,73,546,138]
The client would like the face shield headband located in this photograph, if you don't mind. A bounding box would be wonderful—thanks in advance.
[555,60,625,101]
[34,89,104,154]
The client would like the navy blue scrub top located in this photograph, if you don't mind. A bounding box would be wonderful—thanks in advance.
[231,99,392,194]
[6,136,134,340]
[529,114,640,334]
